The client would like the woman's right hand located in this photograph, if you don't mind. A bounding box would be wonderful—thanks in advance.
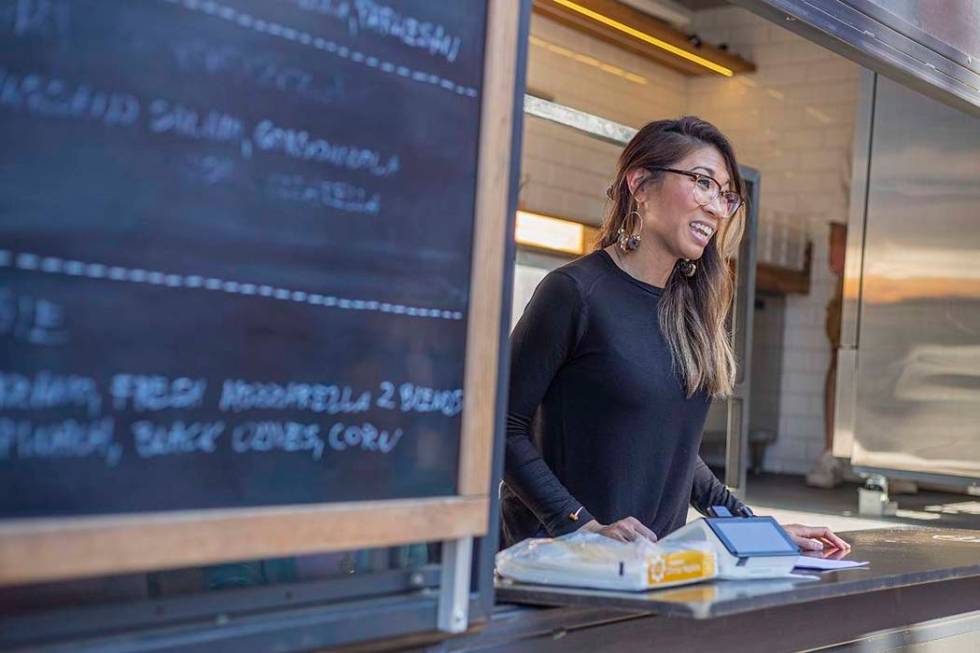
[579,517,657,543]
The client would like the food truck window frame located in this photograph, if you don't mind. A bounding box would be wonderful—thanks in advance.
[731,0,980,118]
[0,0,530,649]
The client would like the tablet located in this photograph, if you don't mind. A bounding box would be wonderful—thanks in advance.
[705,516,800,557]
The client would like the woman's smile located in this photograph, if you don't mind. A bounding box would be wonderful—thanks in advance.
[688,219,715,246]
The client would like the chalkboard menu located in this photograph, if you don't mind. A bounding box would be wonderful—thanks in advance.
[0,0,493,523]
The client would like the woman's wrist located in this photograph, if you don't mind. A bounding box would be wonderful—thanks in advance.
[577,519,602,533]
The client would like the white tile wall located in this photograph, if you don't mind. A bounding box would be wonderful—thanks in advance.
[521,7,862,474]
[519,14,690,225]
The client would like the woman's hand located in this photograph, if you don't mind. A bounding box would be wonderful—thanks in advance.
[579,517,658,543]
[782,523,851,552]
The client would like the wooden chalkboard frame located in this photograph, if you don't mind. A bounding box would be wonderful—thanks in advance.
[0,0,520,587]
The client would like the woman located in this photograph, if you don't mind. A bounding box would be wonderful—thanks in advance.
[502,116,849,553]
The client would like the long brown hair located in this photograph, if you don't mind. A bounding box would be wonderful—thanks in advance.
[597,116,746,398]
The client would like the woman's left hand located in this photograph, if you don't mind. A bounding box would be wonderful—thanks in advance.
[782,523,851,552]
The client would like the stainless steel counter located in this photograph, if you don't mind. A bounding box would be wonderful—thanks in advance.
[494,528,980,618]
[428,528,980,652]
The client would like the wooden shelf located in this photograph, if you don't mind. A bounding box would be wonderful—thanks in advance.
[755,242,812,295]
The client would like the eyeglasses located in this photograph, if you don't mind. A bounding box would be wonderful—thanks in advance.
[646,167,742,218]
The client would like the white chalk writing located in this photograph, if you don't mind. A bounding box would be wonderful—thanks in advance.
[376,381,396,409]
[293,0,463,63]
[231,420,325,460]
[132,420,224,457]
[266,173,380,215]
[166,0,478,97]
[1,250,465,321]
[4,0,70,39]
[109,374,207,412]
[375,382,463,416]
[171,38,346,106]
[0,417,121,466]
[0,69,139,126]
[0,288,68,345]
[183,153,236,186]
[253,119,399,176]
[396,383,463,416]
[327,421,403,453]
[0,370,101,417]
[0,69,399,182]
[218,379,371,414]
[149,99,244,143]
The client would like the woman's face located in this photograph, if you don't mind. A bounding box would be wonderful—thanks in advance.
[630,145,733,262]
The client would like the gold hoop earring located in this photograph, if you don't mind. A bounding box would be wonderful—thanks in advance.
[678,259,697,278]
[617,209,643,253]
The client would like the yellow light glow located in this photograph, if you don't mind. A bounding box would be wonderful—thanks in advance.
[805,106,832,124]
[574,53,601,66]
[530,34,648,85]
[515,211,586,255]
[551,0,734,77]
[549,43,576,58]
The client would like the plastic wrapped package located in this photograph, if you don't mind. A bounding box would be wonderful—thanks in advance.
[495,532,717,592]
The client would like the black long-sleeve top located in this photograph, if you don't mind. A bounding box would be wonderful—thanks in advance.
[501,250,746,548]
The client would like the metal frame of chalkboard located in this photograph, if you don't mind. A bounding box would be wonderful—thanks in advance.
[0,0,524,639]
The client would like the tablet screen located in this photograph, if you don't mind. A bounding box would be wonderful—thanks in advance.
[710,519,799,555]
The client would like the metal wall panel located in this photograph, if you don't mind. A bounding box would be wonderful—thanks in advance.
[850,74,980,482]
[732,0,980,118]
[857,0,980,73]
[832,68,874,460]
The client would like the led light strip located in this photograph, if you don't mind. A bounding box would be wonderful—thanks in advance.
[551,0,734,77]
